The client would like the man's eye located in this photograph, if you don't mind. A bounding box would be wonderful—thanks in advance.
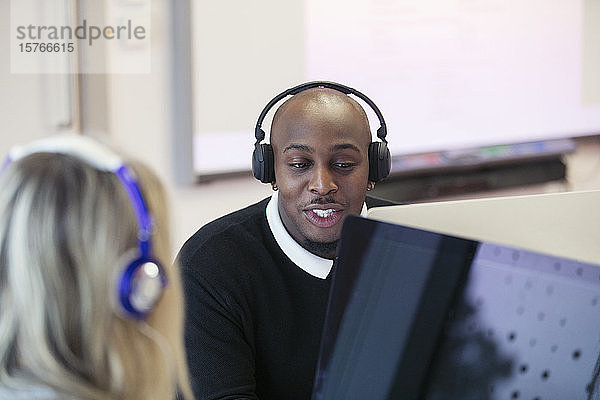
[333,162,355,169]
[290,162,310,169]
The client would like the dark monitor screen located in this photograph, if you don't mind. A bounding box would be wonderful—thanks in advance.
[312,216,600,400]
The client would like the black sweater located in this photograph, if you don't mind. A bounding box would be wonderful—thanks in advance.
[178,196,393,400]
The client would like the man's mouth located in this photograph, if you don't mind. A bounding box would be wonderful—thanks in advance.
[304,205,343,228]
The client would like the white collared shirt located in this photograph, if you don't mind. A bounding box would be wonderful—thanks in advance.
[265,191,368,279]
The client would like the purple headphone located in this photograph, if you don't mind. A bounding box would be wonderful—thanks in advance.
[4,134,167,319]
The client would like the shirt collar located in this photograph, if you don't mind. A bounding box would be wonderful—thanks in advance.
[266,191,368,279]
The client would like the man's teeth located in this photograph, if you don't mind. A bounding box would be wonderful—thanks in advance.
[313,209,335,218]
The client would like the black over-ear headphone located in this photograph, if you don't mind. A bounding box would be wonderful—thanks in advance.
[252,81,391,184]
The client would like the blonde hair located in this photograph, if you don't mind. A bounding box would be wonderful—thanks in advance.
[0,147,192,399]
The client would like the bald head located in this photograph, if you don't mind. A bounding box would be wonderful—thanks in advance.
[270,88,372,148]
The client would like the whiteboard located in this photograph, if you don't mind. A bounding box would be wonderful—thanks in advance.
[189,0,600,176]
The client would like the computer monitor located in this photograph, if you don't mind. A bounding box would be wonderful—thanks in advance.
[312,215,600,400]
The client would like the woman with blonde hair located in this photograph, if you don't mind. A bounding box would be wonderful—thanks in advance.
[0,134,192,400]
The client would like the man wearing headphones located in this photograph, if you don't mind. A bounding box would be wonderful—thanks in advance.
[178,82,393,400]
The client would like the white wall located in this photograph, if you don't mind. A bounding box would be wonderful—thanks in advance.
[1,0,271,255]
[0,0,49,151]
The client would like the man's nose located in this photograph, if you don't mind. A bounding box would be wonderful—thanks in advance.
[308,165,338,195]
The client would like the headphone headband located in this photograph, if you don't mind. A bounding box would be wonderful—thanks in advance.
[8,134,124,171]
[7,134,153,256]
[254,81,388,144]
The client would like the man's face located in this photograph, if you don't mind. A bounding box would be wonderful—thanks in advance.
[271,92,371,259]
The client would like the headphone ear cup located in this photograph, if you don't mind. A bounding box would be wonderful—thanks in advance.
[118,256,168,319]
[368,141,391,182]
[252,143,275,183]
